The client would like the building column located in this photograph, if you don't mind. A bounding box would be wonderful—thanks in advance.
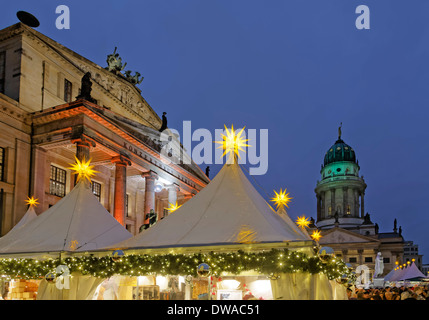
[142,171,158,218]
[112,155,131,226]
[321,191,325,220]
[330,188,335,217]
[167,184,180,206]
[342,249,348,263]
[71,136,96,162]
[343,187,348,216]
[358,249,364,265]
[361,192,365,218]
[32,146,47,213]
[354,189,359,218]
[316,195,321,221]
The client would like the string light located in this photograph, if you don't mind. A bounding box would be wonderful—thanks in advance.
[296,215,310,229]
[311,230,322,242]
[270,189,292,209]
[68,156,98,183]
[25,196,39,207]
[0,249,351,282]
[166,202,182,213]
[214,124,250,160]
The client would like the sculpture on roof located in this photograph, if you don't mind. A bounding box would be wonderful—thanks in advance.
[124,70,144,85]
[76,72,96,103]
[106,47,127,73]
[159,112,167,132]
[106,47,145,86]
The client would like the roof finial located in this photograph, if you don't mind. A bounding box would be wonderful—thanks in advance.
[338,122,342,140]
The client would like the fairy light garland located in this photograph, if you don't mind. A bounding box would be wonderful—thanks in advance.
[0,249,352,283]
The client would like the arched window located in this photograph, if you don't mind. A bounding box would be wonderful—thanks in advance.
[347,205,351,215]
[328,206,332,216]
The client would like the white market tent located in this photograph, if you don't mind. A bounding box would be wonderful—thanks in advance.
[10,205,38,231]
[0,180,132,258]
[113,160,311,250]
[385,262,428,282]
[104,160,347,300]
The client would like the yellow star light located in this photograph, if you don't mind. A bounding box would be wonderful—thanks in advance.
[214,124,250,160]
[166,202,182,213]
[68,156,98,183]
[25,196,39,207]
[270,188,292,209]
[311,230,322,242]
[296,215,310,229]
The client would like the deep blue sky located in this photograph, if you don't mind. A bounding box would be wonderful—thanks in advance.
[2,1,429,262]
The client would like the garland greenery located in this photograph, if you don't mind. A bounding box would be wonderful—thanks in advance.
[0,249,352,283]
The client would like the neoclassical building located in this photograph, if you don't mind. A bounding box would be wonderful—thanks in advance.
[311,128,406,279]
[0,23,209,236]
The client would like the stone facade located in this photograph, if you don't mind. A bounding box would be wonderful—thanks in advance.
[0,23,209,236]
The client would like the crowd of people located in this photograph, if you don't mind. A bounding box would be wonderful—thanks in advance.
[347,285,429,300]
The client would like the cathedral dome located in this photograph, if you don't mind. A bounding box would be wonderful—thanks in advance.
[323,138,357,166]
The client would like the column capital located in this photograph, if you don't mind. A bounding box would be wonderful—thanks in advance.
[166,183,180,192]
[141,170,158,181]
[71,136,96,148]
[111,155,131,167]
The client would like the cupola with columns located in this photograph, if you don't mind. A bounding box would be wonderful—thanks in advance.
[315,125,367,229]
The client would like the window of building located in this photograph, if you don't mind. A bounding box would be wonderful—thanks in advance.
[91,181,101,202]
[0,147,4,182]
[49,165,67,197]
[328,206,332,216]
[64,79,72,102]
[0,51,5,94]
[349,257,357,263]
[346,205,351,215]
[383,257,390,264]
[364,257,373,263]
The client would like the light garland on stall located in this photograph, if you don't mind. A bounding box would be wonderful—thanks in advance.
[0,249,352,283]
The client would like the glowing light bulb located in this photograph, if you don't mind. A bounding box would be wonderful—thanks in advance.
[214,124,250,161]
[270,189,292,209]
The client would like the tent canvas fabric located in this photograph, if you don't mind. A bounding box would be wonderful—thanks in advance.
[0,181,132,257]
[113,161,311,250]
[10,206,38,231]
[396,263,427,281]
[384,262,428,282]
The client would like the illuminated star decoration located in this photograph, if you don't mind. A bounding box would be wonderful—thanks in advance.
[166,202,182,213]
[311,230,322,242]
[296,215,310,229]
[214,124,250,161]
[270,188,293,210]
[25,196,39,208]
[68,156,98,183]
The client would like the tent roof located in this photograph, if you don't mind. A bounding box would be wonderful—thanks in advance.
[113,161,311,251]
[0,181,132,257]
[398,262,427,281]
[385,262,428,282]
[11,206,38,231]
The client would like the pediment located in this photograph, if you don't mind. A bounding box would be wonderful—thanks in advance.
[319,228,379,245]
[19,23,161,129]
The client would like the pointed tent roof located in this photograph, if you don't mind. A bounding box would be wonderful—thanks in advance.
[0,181,132,257]
[397,262,427,281]
[113,161,311,250]
[10,206,38,231]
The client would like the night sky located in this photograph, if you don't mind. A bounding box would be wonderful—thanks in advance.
[2,1,429,262]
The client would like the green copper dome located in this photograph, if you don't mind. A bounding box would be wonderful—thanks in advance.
[323,138,357,166]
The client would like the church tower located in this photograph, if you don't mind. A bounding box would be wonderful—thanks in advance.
[314,126,368,230]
